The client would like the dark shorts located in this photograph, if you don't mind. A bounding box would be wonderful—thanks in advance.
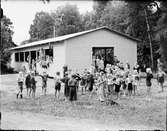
[31,85,36,92]
[55,82,61,91]
[18,82,23,91]
[128,83,133,91]
[115,84,121,93]
[158,77,164,84]
[42,82,47,89]
[108,84,113,92]
[122,83,127,90]
[146,81,152,87]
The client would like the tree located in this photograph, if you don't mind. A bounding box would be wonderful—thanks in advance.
[100,1,129,32]
[29,4,83,41]
[51,4,83,36]
[92,0,110,27]
[29,11,55,42]
[153,1,167,71]
[0,15,16,74]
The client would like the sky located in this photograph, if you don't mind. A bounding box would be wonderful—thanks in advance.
[1,0,93,45]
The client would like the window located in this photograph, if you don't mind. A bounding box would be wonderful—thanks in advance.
[45,48,53,57]
[31,51,36,61]
[15,52,19,62]
[20,52,24,62]
[25,52,29,62]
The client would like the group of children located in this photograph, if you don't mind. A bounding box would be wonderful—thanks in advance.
[17,71,36,99]
[88,64,141,102]
[17,61,165,103]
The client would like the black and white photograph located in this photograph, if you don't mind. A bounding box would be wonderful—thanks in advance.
[0,0,167,130]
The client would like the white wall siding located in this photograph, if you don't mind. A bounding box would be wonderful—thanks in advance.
[51,42,66,77]
[10,53,15,69]
[66,29,137,73]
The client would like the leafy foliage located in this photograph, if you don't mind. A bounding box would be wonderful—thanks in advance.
[29,11,55,41]
[0,15,16,74]
[51,4,83,36]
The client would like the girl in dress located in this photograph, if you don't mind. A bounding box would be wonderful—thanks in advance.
[97,72,106,102]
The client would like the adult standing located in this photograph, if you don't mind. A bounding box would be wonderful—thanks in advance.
[61,72,70,99]
[68,74,78,102]
[146,68,153,101]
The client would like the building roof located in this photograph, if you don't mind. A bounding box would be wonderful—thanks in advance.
[10,26,141,51]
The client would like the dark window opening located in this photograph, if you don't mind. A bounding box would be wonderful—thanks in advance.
[45,48,53,57]
[92,47,114,68]
[31,51,36,61]
[15,52,19,62]
[20,52,24,62]
[25,52,29,62]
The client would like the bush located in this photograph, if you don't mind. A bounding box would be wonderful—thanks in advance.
[0,60,15,74]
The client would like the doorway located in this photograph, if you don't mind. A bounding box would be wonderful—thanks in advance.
[92,47,114,68]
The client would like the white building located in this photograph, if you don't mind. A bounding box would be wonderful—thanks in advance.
[9,26,140,77]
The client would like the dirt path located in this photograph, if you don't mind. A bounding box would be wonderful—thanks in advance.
[2,110,158,130]
[1,110,112,130]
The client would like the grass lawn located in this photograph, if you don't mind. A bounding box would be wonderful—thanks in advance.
[0,74,166,130]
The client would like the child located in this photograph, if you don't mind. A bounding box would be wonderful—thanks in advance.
[17,71,24,99]
[146,68,153,101]
[107,73,113,94]
[97,72,106,102]
[79,75,87,95]
[54,72,61,100]
[132,70,139,96]
[30,72,37,98]
[121,75,127,97]
[25,72,31,96]
[157,68,165,92]
[114,74,121,100]
[39,71,49,96]
[126,74,133,98]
